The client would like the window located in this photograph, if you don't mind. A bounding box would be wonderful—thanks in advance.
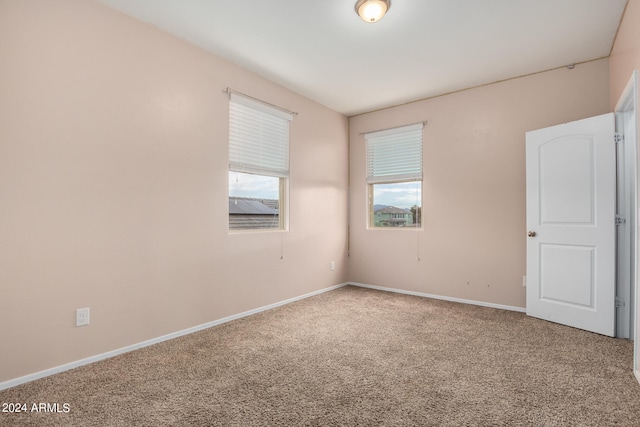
[228,92,293,231]
[365,123,423,228]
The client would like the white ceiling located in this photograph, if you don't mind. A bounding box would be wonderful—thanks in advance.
[95,0,627,116]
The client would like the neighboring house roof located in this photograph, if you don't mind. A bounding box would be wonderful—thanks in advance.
[229,198,277,215]
[259,199,279,210]
[375,206,410,214]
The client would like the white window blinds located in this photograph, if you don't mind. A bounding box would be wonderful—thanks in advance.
[365,123,423,184]
[229,93,293,178]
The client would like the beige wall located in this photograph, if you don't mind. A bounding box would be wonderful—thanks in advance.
[609,0,640,378]
[610,0,640,109]
[349,59,611,308]
[0,0,348,383]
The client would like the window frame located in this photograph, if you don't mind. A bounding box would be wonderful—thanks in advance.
[227,92,293,232]
[365,123,424,230]
[228,172,288,232]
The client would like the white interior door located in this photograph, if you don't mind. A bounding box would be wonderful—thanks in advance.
[526,113,616,337]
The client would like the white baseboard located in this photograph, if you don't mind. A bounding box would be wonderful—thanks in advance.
[0,282,349,391]
[348,282,526,313]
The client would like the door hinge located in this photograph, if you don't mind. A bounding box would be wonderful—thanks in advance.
[615,132,624,144]
[616,297,625,308]
[615,215,626,226]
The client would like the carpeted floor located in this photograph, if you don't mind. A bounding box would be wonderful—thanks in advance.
[2,285,640,426]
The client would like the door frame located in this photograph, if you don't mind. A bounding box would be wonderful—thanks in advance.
[615,71,637,340]
[614,70,638,380]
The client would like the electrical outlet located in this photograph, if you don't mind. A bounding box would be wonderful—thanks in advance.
[76,308,90,327]
[522,275,527,287]
[330,261,335,271]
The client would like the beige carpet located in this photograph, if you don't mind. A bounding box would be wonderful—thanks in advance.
[2,285,640,426]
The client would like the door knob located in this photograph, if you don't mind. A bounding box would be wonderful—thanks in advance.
[527,231,537,237]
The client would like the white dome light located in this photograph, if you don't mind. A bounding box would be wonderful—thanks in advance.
[355,0,391,23]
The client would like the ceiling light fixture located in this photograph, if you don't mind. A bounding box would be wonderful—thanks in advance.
[355,0,391,23]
